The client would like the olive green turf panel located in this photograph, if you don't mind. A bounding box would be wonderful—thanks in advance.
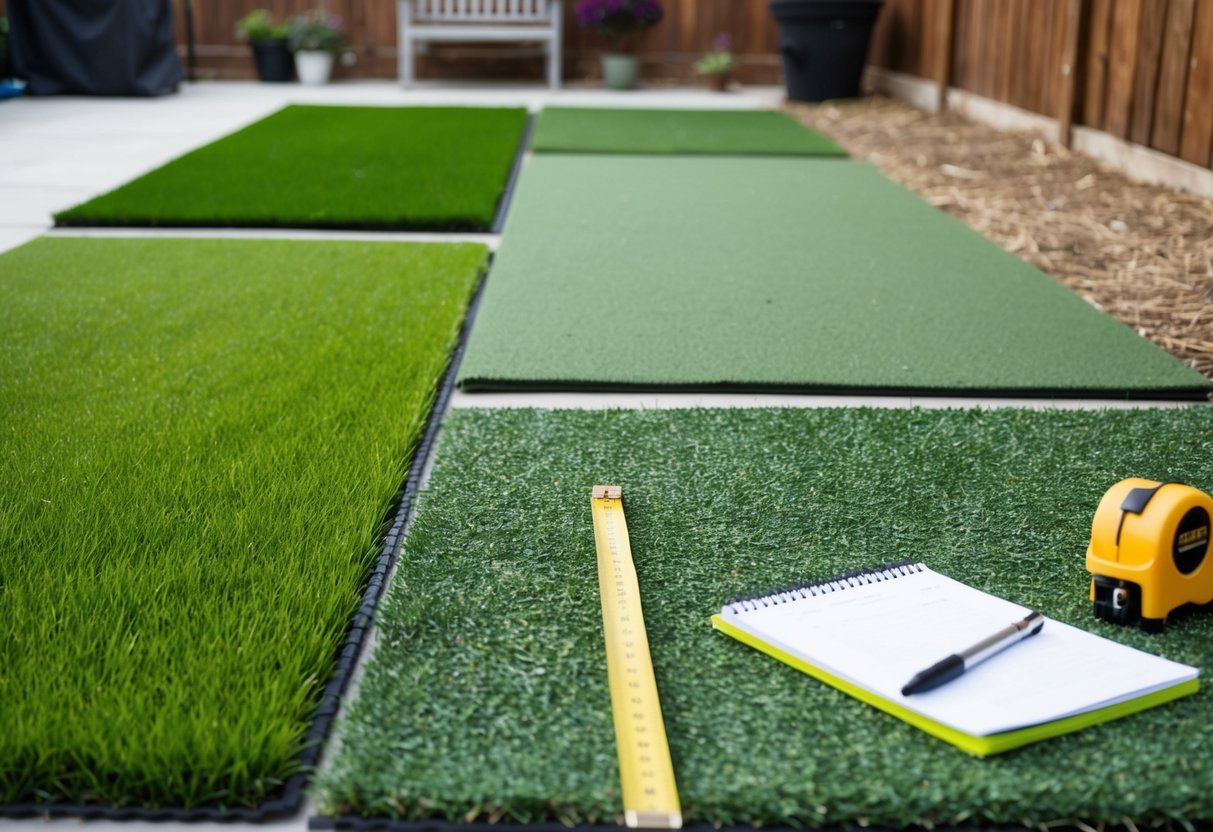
[317,406,1213,828]
[530,107,846,156]
[0,236,485,808]
[458,156,1211,398]
[55,106,528,231]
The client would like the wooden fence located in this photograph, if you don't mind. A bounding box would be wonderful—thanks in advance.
[868,0,1213,169]
[4,0,1211,170]
[161,0,785,85]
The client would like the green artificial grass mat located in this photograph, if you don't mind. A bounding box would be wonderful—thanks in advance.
[458,156,1211,398]
[54,105,528,231]
[530,107,846,156]
[0,236,486,808]
[316,406,1213,828]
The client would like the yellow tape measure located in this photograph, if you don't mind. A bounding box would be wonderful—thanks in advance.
[591,485,682,830]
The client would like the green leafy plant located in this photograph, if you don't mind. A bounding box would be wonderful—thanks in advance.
[235,9,285,42]
[694,32,735,77]
[286,10,345,54]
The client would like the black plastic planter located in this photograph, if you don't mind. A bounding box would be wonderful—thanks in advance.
[251,38,294,82]
[770,0,884,102]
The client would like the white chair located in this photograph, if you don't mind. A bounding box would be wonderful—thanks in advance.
[397,0,564,89]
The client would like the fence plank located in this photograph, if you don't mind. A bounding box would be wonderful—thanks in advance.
[955,0,976,95]
[1037,0,1063,114]
[1103,0,1144,138]
[933,0,956,110]
[1179,0,1213,165]
[1081,0,1114,130]
[1009,0,1028,110]
[1057,0,1082,146]
[1150,0,1196,155]
[1129,0,1168,145]
[996,0,1014,101]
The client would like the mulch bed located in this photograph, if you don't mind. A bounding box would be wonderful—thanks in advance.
[787,96,1213,385]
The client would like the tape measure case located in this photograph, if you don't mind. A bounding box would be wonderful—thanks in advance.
[1086,478,1213,632]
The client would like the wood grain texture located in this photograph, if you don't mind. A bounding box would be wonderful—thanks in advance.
[933,0,956,110]
[1179,0,1213,165]
[1102,0,1144,138]
[1151,0,1196,156]
[1057,0,1082,147]
[1081,0,1115,130]
[871,0,930,78]
[1129,0,1168,146]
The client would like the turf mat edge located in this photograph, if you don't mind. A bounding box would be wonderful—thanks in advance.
[459,156,1212,397]
[455,377,1213,400]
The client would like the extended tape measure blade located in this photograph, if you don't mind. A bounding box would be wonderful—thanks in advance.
[591,485,682,830]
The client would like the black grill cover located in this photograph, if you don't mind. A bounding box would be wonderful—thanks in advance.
[9,0,182,96]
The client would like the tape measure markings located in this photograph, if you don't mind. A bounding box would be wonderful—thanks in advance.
[591,485,682,830]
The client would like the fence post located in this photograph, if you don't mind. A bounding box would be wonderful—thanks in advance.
[1058,0,1084,147]
[934,0,956,112]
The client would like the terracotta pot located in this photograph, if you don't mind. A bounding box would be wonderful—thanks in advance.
[707,73,730,92]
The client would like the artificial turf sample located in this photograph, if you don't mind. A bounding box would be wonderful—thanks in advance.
[316,406,1213,828]
[54,105,528,231]
[530,107,847,156]
[459,156,1211,398]
[0,236,485,808]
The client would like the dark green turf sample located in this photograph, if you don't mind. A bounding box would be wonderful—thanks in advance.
[55,105,528,231]
[459,156,1211,398]
[317,406,1213,827]
[0,237,485,808]
[530,107,846,156]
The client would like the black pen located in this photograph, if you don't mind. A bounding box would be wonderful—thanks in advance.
[901,611,1045,696]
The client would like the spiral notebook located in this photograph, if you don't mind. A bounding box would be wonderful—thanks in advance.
[712,561,1199,756]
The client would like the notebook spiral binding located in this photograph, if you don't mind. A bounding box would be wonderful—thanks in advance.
[727,560,926,614]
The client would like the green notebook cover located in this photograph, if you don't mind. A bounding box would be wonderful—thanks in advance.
[712,563,1199,756]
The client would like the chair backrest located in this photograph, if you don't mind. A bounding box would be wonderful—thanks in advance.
[413,0,552,22]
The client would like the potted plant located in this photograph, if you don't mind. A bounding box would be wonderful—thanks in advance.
[694,32,735,92]
[769,0,884,102]
[574,0,663,90]
[236,9,293,83]
[286,10,345,85]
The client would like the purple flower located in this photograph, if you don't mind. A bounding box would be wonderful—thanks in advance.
[575,0,663,41]
[712,32,731,52]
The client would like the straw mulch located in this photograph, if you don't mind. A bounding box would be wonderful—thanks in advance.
[787,96,1213,384]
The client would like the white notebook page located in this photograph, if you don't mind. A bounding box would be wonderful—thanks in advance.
[721,564,1197,736]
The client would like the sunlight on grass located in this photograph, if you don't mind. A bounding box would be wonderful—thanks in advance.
[0,237,485,807]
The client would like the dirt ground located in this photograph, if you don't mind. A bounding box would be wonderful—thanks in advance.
[786,96,1213,385]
